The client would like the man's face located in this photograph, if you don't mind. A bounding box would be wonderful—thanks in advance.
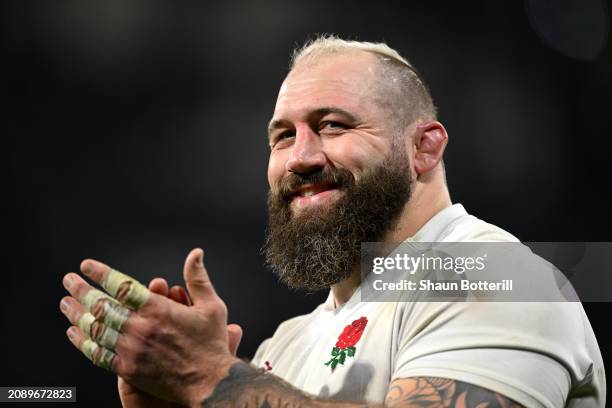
[264,52,413,291]
[267,52,397,209]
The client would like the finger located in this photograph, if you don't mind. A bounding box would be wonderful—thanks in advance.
[66,326,116,371]
[83,314,120,349]
[82,289,131,331]
[148,278,169,296]
[227,323,243,356]
[60,297,121,349]
[80,259,150,310]
[64,273,119,316]
[169,285,192,306]
[79,259,112,286]
[63,273,97,303]
[61,299,96,340]
[63,271,133,331]
[60,296,88,326]
[183,248,216,305]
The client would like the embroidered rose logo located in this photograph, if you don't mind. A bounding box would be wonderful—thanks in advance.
[324,316,368,370]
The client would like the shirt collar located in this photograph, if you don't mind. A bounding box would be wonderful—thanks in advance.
[408,203,467,242]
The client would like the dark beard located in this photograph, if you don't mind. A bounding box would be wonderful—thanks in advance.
[263,148,412,291]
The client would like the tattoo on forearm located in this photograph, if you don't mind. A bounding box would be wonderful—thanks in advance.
[202,363,523,408]
[384,377,524,408]
[201,361,377,408]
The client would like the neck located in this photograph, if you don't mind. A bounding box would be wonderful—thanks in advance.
[385,177,452,243]
[330,176,452,308]
[330,272,361,308]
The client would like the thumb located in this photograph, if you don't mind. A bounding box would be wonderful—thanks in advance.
[228,323,243,356]
[183,248,215,304]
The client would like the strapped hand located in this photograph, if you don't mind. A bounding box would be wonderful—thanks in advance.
[60,249,239,406]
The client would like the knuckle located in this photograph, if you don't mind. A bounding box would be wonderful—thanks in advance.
[141,295,166,318]
[120,336,145,368]
[190,275,210,287]
[90,321,103,340]
[134,319,157,344]
[207,301,228,322]
[92,299,106,319]
[116,281,132,303]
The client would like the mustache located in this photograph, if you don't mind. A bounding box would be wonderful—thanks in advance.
[275,167,355,201]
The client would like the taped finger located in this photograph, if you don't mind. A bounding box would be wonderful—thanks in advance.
[77,313,120,350]
[81,338,116,371]
[82,288,130,331]
[76,312,96,338]
[67,327,116,371]
[81,287,116,310]
[102,268,150,310]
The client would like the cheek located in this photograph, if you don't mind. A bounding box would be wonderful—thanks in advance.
[325,137,383,178]
[267,152,285,189]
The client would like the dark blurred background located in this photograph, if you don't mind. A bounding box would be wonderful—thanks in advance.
[3,0,611,406]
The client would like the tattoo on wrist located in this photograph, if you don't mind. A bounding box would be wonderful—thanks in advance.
[201,361,314,408]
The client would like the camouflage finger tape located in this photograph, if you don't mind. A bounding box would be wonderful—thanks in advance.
[81,288,130,331]
[75,268,149,371]
[76,312,96,337]
[77,312,119,349]
[81,338,116,371]
[102,268,150,310]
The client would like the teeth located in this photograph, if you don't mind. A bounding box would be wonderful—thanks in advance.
[298,186,327,197]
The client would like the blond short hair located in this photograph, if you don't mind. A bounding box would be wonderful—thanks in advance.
[290,34,437,130]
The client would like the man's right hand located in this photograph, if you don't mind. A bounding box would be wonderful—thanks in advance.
[117,277,243,408]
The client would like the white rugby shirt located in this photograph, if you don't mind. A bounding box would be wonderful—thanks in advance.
[252,204,606,408]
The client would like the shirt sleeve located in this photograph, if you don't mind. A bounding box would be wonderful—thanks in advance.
[392,301,602,408]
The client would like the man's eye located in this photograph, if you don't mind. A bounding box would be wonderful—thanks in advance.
[320,121,347,131]
[277,130,295,141]
[271,130,295,147]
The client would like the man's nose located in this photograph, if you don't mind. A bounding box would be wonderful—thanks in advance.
[285,125,326,174]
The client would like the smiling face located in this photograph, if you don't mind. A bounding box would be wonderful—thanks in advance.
[263,51,415,291]
[267,51,403,214]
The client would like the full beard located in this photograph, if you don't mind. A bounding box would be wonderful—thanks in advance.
[263,147,412,291]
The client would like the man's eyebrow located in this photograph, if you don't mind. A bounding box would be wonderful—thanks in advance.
[268,119,290,136]
[267,107,361,136]
[312,107,361,123]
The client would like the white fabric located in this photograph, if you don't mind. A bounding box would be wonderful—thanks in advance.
[252,204,606,407]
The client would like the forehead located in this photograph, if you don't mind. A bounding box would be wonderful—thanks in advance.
[272,51,381,120]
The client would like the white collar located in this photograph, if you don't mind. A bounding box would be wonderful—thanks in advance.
[409,203,467,242]
[323,203,468,309]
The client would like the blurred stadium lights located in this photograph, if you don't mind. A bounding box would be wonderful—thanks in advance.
[526,0,609,60]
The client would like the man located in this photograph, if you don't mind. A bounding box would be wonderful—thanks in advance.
[59,36,605,407]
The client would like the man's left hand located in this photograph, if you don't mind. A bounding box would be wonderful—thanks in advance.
[59,248,238,407]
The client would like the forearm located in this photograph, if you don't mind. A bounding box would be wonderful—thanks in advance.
[201,361,525,408]
[202,361,379,408]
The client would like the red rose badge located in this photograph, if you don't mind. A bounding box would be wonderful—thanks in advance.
[324,316,368,370]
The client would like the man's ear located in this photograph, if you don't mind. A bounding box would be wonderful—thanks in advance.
[412,121,448,175]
